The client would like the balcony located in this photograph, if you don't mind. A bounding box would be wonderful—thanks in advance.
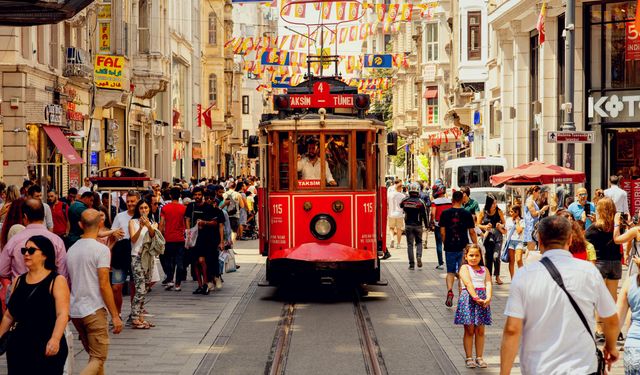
[62,47,92,84]
[131,53,170,99]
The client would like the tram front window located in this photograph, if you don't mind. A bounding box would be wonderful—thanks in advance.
[325,134,349,187]
[296,134,349,188]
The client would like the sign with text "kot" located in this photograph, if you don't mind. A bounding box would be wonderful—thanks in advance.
[588,94,640,118]
[546,131,594,143]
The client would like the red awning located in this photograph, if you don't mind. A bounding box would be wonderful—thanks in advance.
[42,126,84,165]
[423,88,438,99]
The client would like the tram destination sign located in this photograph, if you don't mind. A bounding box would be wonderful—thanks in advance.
[546,131,595,144]
[287,81,361,109]
[289,94,354,108]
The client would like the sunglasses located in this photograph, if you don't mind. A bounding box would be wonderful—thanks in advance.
[21,247,39,255]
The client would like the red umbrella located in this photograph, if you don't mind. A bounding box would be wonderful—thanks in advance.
[490,161,585,186]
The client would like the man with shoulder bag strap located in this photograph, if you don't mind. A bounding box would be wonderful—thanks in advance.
[500,215,619,375]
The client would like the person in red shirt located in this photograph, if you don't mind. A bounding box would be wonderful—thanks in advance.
[159,186,187,291]
[47,190,69,239]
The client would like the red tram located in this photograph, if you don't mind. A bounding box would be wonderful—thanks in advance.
[248,78,397,285]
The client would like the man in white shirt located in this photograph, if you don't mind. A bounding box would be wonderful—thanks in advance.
[297,139,337,186]
[500,215,619,375]
[387,180,405,250]
[110,191,139,316]
[604,175,629,214]
[78,177,93,195]
[67,209,123,374]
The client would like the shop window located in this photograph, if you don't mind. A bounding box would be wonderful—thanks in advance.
[588,1,640,90]
[467,11,481,61]
[242,95,249,114]
[208,12,217,45]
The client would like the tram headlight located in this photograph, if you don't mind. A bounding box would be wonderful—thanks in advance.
[310,214,337,240]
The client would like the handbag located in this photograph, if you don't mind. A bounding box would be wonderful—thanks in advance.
[500,225,516,263]
[0,275,43,356]
[184,205,199,249]
[541,258,605,375]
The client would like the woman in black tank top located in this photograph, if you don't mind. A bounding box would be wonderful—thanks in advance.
[477,194,507,285]
[0,235,69,374]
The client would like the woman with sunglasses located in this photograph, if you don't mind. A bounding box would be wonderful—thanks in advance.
[0,235,70,374]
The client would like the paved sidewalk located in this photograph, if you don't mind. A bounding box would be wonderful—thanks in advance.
[0,241,264,375]
[384,232,625,374]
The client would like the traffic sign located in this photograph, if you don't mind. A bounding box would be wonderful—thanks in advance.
[546,131,594,144]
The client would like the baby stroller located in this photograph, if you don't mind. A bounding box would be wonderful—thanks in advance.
[240,210,259,240]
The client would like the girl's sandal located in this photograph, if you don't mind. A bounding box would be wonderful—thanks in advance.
[476,357,488,368]
[465,358,477,368]
[131,320,151,329]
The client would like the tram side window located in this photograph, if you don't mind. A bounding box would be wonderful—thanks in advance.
[278,132,289,190]
[325,134,350,188]
[356,132,367,189]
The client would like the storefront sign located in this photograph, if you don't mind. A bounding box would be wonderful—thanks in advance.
[546,131,594,143]
[97,4,111,19]
[94,55,124,90]
[44,104,63,125]
[99,22,110,52]
[588,94,640,118]
[66,103,84,122]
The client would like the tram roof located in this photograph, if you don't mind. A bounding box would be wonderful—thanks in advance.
[260,113,385,132]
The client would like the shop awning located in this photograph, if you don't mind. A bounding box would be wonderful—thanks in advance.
[423,88,438,99]
[43,126,84,165]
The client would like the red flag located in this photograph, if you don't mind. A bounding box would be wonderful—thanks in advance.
[196,104,202,127]
[202,104,214,129]
[536,1,546,45]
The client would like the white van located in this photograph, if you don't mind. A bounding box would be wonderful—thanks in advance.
[443,156,508,191]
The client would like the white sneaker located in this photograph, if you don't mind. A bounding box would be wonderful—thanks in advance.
[215,277,222,290]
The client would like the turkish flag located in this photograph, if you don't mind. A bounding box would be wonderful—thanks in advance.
[202,104,214,129]
[196,104,202,127]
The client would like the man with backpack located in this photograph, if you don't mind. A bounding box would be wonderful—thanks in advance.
[48,190,70,240]
[400,183,429,270]
[221,182,243,242]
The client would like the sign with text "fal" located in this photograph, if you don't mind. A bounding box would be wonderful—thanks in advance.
[546,131,594,143]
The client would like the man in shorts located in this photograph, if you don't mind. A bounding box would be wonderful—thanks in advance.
[439,191,477,307]
[110,191,139,316]
[387,179,405,251]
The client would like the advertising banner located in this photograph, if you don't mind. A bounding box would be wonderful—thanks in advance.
[94,55,124,90]
[364,54,392,68]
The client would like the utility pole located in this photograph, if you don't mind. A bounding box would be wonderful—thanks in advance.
[562,0,575,169]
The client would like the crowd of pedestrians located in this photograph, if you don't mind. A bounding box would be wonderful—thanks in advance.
[0,175,259,374]
[386,174,640,373]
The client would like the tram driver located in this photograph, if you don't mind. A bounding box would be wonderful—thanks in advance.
[297,137,337,186]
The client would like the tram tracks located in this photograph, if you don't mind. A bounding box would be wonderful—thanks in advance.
[264,289,388,375]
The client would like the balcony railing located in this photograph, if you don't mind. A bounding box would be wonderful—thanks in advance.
[62,47,92,82]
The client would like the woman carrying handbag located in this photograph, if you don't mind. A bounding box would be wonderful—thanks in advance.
[0,235,70,374]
